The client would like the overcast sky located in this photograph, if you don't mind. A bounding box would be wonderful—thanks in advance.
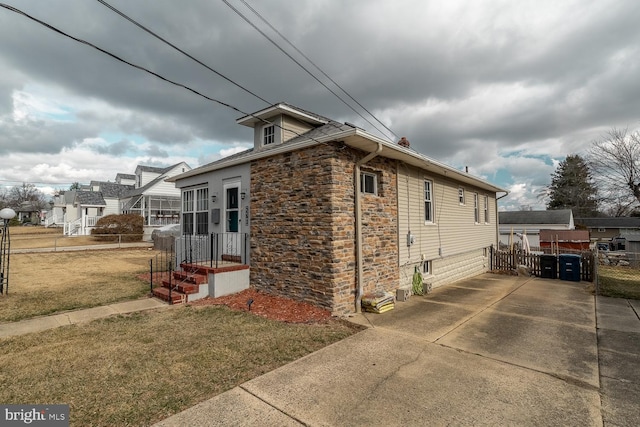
[1,0,639,210]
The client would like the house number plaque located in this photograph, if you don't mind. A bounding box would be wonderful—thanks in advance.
[245,206,249,226]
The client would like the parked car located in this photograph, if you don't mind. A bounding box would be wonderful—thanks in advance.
[597,242,610,251]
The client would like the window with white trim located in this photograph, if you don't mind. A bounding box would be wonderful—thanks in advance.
[458,187,465,205]
[196,188,209,235]
[423,260,432,275]
[360,172,377,195]
[263,125,275,145]
[182,187,208,235]
[424,180,434,223]
[474,193,479,223]
[484,195,489,223]
[182,190,194,235]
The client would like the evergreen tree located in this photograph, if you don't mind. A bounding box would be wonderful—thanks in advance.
[546,155,599,217]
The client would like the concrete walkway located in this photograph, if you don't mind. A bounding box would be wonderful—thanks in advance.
[154,274,640,426]
[0,298,168,339]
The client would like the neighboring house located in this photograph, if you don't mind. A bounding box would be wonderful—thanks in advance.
[169,103,506,315]
[574,217,640,242]
[499,209,574,247]
[16,201,43,224]
[47,163,190,237]
[63,191,107,236]
[120,163,191,239]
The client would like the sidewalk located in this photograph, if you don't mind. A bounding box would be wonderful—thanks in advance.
[0,298,168,339]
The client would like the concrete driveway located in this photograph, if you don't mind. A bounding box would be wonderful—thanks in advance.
[156,274,640,426]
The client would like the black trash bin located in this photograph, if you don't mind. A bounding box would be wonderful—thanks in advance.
[559,254,581,281]
[540,254,557,279]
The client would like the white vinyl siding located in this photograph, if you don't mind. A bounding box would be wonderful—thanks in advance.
[398,165,497,268]
[282,116,314,142]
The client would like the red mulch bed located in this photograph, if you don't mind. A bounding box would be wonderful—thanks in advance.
[137,272,332,323]
[189,289,332,324]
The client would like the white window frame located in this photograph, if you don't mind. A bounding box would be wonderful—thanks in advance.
[458,187,465,205]
[183,187,208,235]
[360,172,377,195]
[424,180,434,223]
[423,260,432,275]
[598,228,606,232]
[474,193,479,223]
[263,124,275,146]
[484,195,489,223]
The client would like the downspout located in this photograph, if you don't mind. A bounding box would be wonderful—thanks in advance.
[495,191,510,248]
[354,142,383,313]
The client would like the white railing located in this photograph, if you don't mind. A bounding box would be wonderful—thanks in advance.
[44,214,60,227]
[64,218,83,236]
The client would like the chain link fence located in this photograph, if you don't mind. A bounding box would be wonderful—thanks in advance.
[595,249,640,299]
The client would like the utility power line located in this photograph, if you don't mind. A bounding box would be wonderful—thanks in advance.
[95,0,271,105]
[0,3,340,149]
[237,0,399,142]
[222,0,396,142]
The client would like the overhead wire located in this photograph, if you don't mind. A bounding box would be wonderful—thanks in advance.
[237,0,399,142]
[0,3,344,150]
[94,0,272,105]
[221,0,396,142]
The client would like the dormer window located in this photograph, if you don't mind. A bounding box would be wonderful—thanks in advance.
[263,125,275,146]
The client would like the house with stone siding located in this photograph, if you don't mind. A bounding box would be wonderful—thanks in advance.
[169,103,507,315]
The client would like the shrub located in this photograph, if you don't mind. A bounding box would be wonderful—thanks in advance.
[92,214,144,242]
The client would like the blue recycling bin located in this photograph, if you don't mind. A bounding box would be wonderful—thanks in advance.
[559,254,581,282]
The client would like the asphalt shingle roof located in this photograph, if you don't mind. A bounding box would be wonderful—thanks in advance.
[76,191,106,206]
[575,217,640,228]
[499,209,573,225]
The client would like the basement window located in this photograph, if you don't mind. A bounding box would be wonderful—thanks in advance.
[360,172,377,195]
[423,260,432,275]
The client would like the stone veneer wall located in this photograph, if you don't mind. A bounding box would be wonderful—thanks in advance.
[250,142,398,315]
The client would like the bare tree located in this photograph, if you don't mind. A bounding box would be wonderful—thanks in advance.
[588,128,640,216]
[8,182,48,210]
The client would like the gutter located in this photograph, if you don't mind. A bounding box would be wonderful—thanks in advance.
[354,142,383,313]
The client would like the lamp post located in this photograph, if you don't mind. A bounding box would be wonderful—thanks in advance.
[0,207,16,295]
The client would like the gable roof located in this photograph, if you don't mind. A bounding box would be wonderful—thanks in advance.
[115,173,136,181]
[136,165,167,174]
[75,191,106,206]
[236,102,330,127]
[499,209,573,225]
[92,181,135,199]
[575,217,640,228]
[122,162,186,198]
[170,104,507,194]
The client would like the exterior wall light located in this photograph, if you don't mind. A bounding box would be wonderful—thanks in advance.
[0,207,16,295]
[241,191,246,200]
[211,194,217,203]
